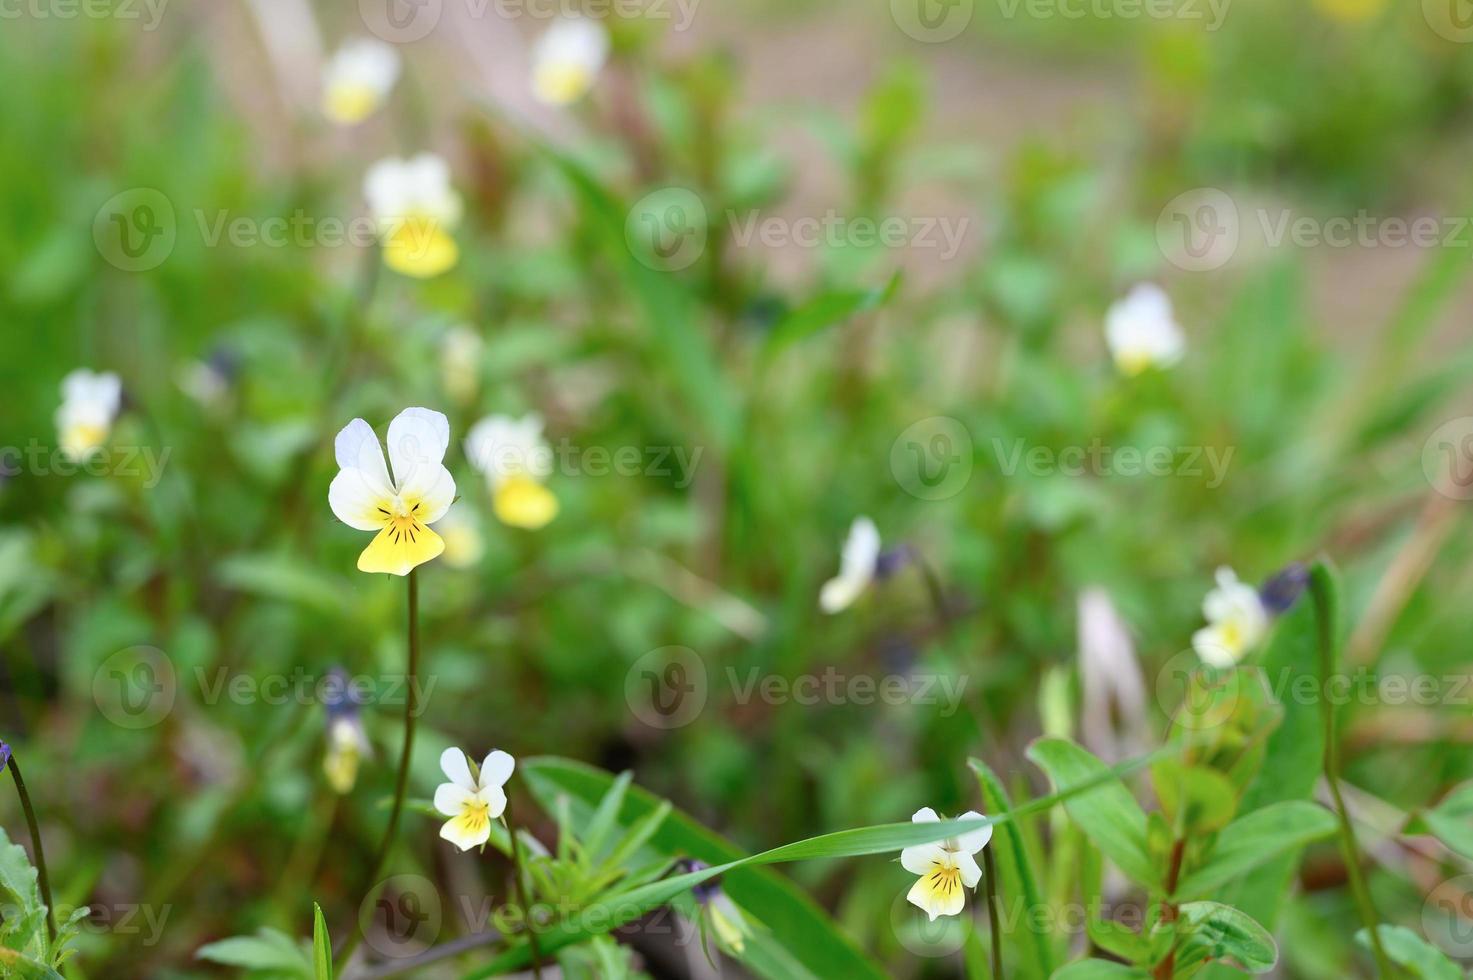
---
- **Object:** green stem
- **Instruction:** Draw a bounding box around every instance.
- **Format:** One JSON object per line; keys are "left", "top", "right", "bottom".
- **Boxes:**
{"left": 335, "top": 569, "right": 421, "bottom": 970}
{"left": 982, "top": 845, "right": 1004, "bottom": 980}
{"left": 1310, "top": 570, "right": 1393, "bottom": 978}
{"left": 503, "top": 802, "right": 545, "bottom": 980}
{"left": 6, "top": 748, "right": 56, "bottom": 942}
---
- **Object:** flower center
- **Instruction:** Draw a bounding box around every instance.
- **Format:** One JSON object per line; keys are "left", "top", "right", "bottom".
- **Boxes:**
{"left": 460, "top": 799, "right": 490, "bottom": 832}
{"left": 926, "top": 857, "right": 962, "bottom": 897}
{"left": 376, "top": 497, "right": 428, "bottom": 543}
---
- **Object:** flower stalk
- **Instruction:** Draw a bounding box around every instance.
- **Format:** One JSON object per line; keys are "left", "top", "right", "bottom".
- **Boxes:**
{"left": 503, "top": 801, "right": 545, "bottom": 980}
{"left": 335, "top": 569, "right": 422, "bottom": 968}
{"left": 982, "top": 844, "right": 1004, "bottom": 979}
{"left": 4, "top": 745, "right": 57, "bottom": 941}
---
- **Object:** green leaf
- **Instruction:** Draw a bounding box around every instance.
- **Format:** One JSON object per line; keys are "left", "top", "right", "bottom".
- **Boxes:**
{"left": 0, "top": 949, "right": 64, "bottom": 980}
{"left": 214, "top": 553, "right": 350, "bottom": 617}
{"left": 312, "top": 903, "right": 332, "bottom": 980}
{"left": 1086, "top": 918, "right": 1149, "bottom": 964}
{"left": 1354, "top": 926, "right": 1462, "bottom": 980}
{"left": 1176, "top": 802, "right": 1336, "bottom": 898}
{"left": 971, "top": 757, "right": 1055, "bottom": 977}
{"left": 1050, "top": 960, "right": 1150, "bottom": 979}
{"left": 0, "top": 826, "right": 48, "bottom": 963}
{"left": 1177, "top": 903, "right": 1278, "bottom": 974}
{"left": 1151, "top": 760, "right": 1236, "bottom": 836}
{"left": 1416, "top": 781, "right": 1473, "bottom": 862}
{"left": 762, "top": 274, "right": 900, "bottom": 356}
{"left": 1025, "top": 738, "right": 1155, "bottom": 887}
{"left": 196, "top": 928, "right": 312, "bottom": 977}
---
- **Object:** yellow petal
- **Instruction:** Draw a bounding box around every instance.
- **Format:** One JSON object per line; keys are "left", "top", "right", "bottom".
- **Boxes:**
{"left": 382, "top": 217, "right": 459, "bottom": 278}
{"left": 323, "top": 82, "right": 381, "bottom": 124}
{"left": 357, "top": 520, "right": 445, "bottom": 576}
{"left": 324, "top": 745, "right": 360, "bottom": 794}
{"left": 533, "top": 63, "right": 594, "bottom": 105}
{"left": 493, "top": 475, "right": 558, "bottom": 530}
{"left": 60, "top": 422, "right": 109, "bottom": 461}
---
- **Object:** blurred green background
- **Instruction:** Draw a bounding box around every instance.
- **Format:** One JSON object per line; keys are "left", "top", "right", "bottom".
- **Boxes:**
{"left": 2, "top": 0, "right": 1472, "bottom": 975}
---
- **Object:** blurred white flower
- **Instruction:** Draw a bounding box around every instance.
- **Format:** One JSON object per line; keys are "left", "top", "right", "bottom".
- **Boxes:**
{"left": 465, "top": 413, "right": 559, "bottom": 530}
{"left": 434, "top": 747, "right": 513, "bottom": 851}
{"left": 1077, "top": 588, "right": 1148, "bottom": 763}
{"left": 327, "top": 407, "right": 456, "bottom": 575}
{"left": 531, "top": 18, "right": 609, "bottom": 106}
{"left": 364, "top": 154, "right": 463, "bottom": 278}
{"left": 1192, "top": 567, "right": 1269, "bottom": 668}
{"left": 819, "top": 517, "right": 880, "bottom": 614}
{"left": 1105, "top": 283, "right": 1185, "bottom": 376}
{"left": 441, "top": 326, "right": 484, "bottom": 406}
{"left": 437, "top": 503, "right": 486, "bottom": 569}
{"left": 900, "top": 807, "right": 991, "bottom": 921}
{"left": 322, "top": 38, "right": 401, "bottom": 125}
{"left": 56, "top": 369, "right": 122, "bottom": 461}
{"left": 323, "top": 712, "right": 371, "bottom": 794}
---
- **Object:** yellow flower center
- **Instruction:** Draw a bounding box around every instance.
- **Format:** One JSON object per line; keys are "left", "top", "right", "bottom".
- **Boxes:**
{"left": 534, "top": 62, "right": 595, "bottom": 105}
{"left": 458, "top": 799, "right": 490, "bottom": 834}
{"left": 925, "top": 858, "right": 963, "bottom": 899}
{"left": 61, "top": 421, "right": 108, "bottom": 459}
{"left": 324, "top": 81, "right": 381, "bottom": 124}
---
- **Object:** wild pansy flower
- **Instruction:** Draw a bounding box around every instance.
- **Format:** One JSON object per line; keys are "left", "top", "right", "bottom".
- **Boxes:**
{"left": 1192, "top": 567, "right": 1269, "bottom": 668}
{"left": 819, "top": 516, "right": 880, "bottom": 614}
{"left": 364, "top": 154, "right": 463, "bottom": 278}
{"left": 465, "top": 413, "right": 559, "bottom": 530}
{"left": 56, "top": 369, "right": 122, "bottom": 462}
{"left": 441, "top": 326, "right": 484, "bottom": 406}
{"left": 436, "top": 503, "right": 486, "bottom": 569}
{"left": 900, "top": 807, "right": 992, "bottom": 921}
{"left": 321, "top": 669, "right": 371, "bottom": 794}
{"left": 1105, "top": 283, "right": 1185, "bottom": 376}
{"left": 434, "top": 747, "right": 514, "bottom": 851}
{"left": 322, "top": 38, "right": 401, "bottom": 125}
{"left": 177, "top": 347, "right": 239, "bottom": 410}
{"left": 530, "top": 18, "right": 608, "bottom": 106}
{"left": 328, "top": 407, "right": 456, "bottom": 576}
{"left": 679, "top": 860, "right": 751, "bottom": 955}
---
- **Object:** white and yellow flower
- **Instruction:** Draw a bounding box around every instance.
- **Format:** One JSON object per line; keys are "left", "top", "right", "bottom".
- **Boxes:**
{"left": 328, "top": 407, "right": 456, "bottom": 576}
{"left": 819, "top": 516, "right": 880, "bottom": 614}
{"left": 433, "top": 746, "right": 514, "bottom": 851}
{"left": 441, "top": 326, "right": 484, "bottom": 406}
{"left": 56, "top": 369, "right": 122, "bottom": 461}
{"left": 364, "top": 154, "right": 463, "bottom": 278}
{"left": 465, "top": 413, "right": 559, "bottom": 530}
{"left": 530, "top": 18, "right": 609, "bottom": 106}
{"left": 1105, "top": 283, "right": 1185, "bottom": 376}
{"left": 323, "top": 715, "right": 370, "bottom": 795}
{"left": 1191, "top": 567, "right": 1269, "bottom": 668}
{"left": 437, "top": 503, "right": 486, "bottom": 568}
{"left": 900, "top": 807, "right": 992, "bottom": 921}
{"left": 322, "top": 38, "right": 401, "bottom": 125}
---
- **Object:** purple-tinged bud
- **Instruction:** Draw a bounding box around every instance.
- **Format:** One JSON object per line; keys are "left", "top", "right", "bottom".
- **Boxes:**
{"left": 1259, "top": 563, "right": 1310, "bottom": 616}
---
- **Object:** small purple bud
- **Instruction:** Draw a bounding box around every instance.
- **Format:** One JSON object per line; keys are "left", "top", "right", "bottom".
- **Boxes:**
{"left": 1259, "top": 563, "right": 1310, "bottom": 616}
{"left": 0, "top": 742, "right": 10, "bottom": 774}
{"left": 677, "top": 858, "right": 723, "bottom": 904}
{"left": 874, "top": 545, "right": 913, "bottom": 582}
{"left": 321, "top": 667, "right": 362, "bottom": 721}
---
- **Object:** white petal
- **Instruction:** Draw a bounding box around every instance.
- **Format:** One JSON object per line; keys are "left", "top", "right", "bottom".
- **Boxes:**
{"left": 956, "top": 850, "right": 983, "bottom": 889}
{"left": 900, "top": 842, "right": 947, "bottom": 876}
{"left": 953, "top": 810, "right": 993, "bottom": 854}
{"left": 840, "top": 517, "right": 881, "bottom": 579}
{"left": 477, "top": 783, "right": 508, "bottom": 821}
{"left": 334, "top": 419, "right": 393, "bottom": 491}
{"left": 439, "top": 746, "right": 476, "bottom": 791}
{"left": 386, "top": 407, "right": 450, "bottom": 488}
{"left": 819, "top": 574, "right": 865, "bottom": 614}
{"left": 911, "top": 807, "right": 940, "bottom": 824}
{"left": 329, "top": 467, "right": 393, "bottom": 531}
{"left": 465, "top": 414, "right": 551, "bottom": 481}
{"left": 479, "top": 750, "right": 515, "bottom": 788}
{"left": 1192, "top": 626, "right": 1239, "bottom": 668}
{"left": 402, "top": 463, "right": 457, "bottom": 526}
{"left": 434, "top": 781, "right": 475, "bottom": 817}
